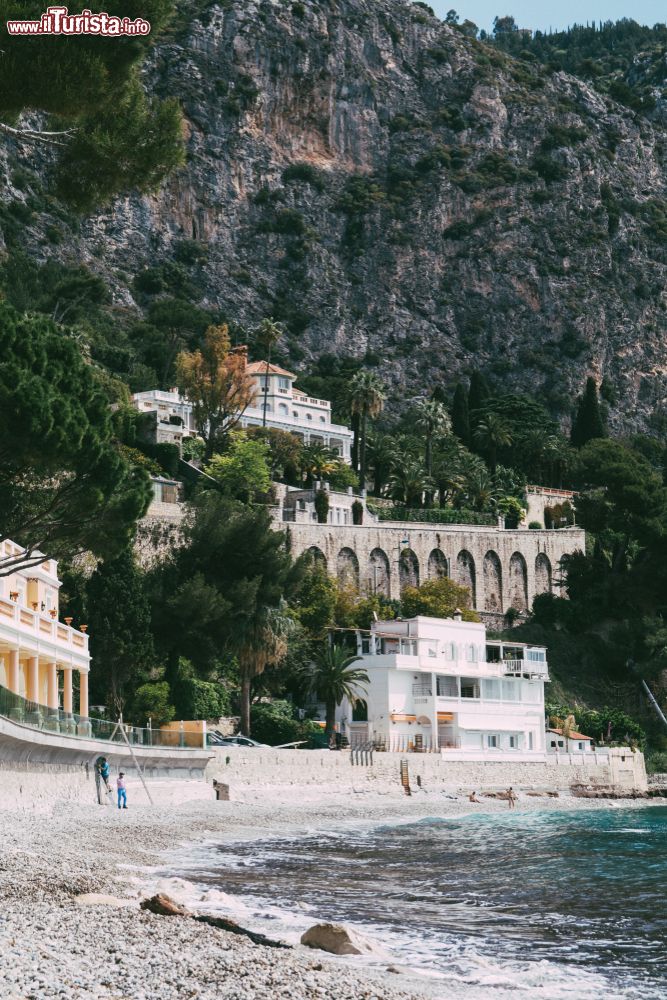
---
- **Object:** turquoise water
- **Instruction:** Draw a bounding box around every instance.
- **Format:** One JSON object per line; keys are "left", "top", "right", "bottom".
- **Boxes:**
{"left": 167, "top": 806, "right": 667, "bottom": 998}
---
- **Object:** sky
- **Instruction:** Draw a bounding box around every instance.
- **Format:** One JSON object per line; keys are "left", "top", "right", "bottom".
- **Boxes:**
{"left": 430, "top": 1, "right": 666, "bottom": 33}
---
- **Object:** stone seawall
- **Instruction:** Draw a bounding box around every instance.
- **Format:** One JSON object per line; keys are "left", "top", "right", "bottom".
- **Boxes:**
{"left": 209, "top": 747, "right": 647, "bottom": 798}
{"left": 0, "top": 761, "right": 215, "bottom": 813}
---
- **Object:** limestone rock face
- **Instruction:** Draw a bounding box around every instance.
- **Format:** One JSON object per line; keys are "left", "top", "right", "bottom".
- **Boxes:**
{"left": 300, "top": 922, "right": 378, "bottom": 956}
{"left": 8, "top": 0, "right": 667, "bottom": 427}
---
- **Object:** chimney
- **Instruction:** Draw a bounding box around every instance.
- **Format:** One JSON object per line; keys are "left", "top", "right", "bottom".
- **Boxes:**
{"left": 453, "top": 608, "right": 463, "bottom": 622}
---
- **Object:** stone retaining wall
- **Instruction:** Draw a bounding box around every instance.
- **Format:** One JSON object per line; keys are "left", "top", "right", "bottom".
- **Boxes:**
{"left": 209, "top": 747, "right": 647, "bottom": 797}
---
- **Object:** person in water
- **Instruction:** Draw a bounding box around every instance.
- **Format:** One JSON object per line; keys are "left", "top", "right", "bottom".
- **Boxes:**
{"left": 468, "top": 791, "right": 480, "bottom": 803}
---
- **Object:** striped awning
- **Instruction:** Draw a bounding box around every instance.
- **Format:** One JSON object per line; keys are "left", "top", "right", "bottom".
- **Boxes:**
{"left": 390, "top": 713, "right": 416, "bottom": 723}
{"left": 437, "top": 712, "right": 455, "bottom": 722}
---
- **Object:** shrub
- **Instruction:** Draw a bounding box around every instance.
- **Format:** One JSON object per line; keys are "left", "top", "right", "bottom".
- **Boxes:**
{"left": 132, "top": 682, "right": 175, "bottom": 726}
{"left": 528, "top": 520, "right": 542, "bottom": 530}
{"left": 531, "top": 153, "right": 568, "bottom": 183}
{"left": 282, "top": 162, "right": 324, "bottom": 191}
{"left": 173, "top": 239, "right": 208, "bottom": 265}
{"left": 647, "top": 751, "right": 667, "bottom": 774}
{"left": 250, "top": 701, "right": 321, "bottom": 746}
{"left": 352, "top": 500, "right": 364, "bottom": 525}
{"left": 314, "top": 488, "right": 330, "bottom": 523}
{"left": 178, "top": 678, "right": 230, "bottom": 720}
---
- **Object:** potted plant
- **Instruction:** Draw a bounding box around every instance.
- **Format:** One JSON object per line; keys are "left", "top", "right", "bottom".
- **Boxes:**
{"left": 49, "top": 609, "right": 57, "bottom": 619}
{"left": 9, "top": 591, "right": 18, "bottom": 601}
{"left": 64, "top": 617, "right": 73, "bottom": 626}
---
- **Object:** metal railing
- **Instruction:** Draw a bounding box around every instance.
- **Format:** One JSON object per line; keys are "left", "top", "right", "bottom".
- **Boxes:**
{"left": 0, "top": 684, "right": 204, "bottom": 748}
{"left": 412, "top": 683, "right": 433, "bottom": 696}
{"left": 503, "top": 659, "right": 549, "bottom": 677}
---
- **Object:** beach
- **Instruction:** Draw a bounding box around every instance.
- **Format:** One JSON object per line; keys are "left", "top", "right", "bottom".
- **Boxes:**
{"left": 1, "top": 788, "right": 661, "bottom": 1000}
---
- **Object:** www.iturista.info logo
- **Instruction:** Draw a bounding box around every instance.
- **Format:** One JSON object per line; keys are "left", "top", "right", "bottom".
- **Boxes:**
{"left": 6, "top": 5, "right": 151, "bottom": 34}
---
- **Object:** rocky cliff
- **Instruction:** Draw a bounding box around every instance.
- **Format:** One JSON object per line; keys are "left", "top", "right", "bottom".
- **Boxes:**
{"left": 6, "top": 0, "right": 667, "bottom": 429}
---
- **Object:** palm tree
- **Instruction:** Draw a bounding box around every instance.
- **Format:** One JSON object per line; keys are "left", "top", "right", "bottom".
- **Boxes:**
{"left": 367, "top": 433, "right": 398, "bottom": 496}
{"left": 348, "top": 371, "right": 386, "bottom": 489}
{"left": 473, "top": 412, "right": 513, "bottom": 474}
{"left": 388, "top": 459, "right": 433, "bottom": 507}
{"left": 234, "top": 607, "right": 293, "bottom": 736}
{"left": 300, "top": 443, "right": 338, "bottom": 485}
{"left": 414, "top": 399, "right": 451, "bottom": 481}
{"left": 255, "top": 317, "right": 284, "bottom": 427}
{"left": 460, "top": 466, "right": 498, "bottom": 512}
{"left": 311, "top": 644, "right": 369, "bottom": 740}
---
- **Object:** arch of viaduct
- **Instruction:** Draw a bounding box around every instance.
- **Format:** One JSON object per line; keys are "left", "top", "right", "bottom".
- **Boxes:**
{"left": 284, "top": 521, "right": 586, "bottom": 615}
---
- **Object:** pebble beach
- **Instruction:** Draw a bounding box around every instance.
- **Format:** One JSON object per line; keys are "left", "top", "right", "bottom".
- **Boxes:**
{"left": 1, "top": 787, "right": 653, "bottom": 1000}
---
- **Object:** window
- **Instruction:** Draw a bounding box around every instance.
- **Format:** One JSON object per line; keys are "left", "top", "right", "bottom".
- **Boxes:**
{"left": 482, "top": 678, "right": 501, "bottom": 700}
{"left": 278, "top": 403, "right": 289, "bottom": 414}
{"left": 320, "top": 415, "right": 326, "bottom": 423}
{"left": 466, "top": 644, "right": 477, "bottom": 662}
{"left": 460, "top": 677, "right": 480, "bottom": 699}
{"left": 527, "top": 649, "right": 545, "bottom": 662}
{"left": 436, "top": 675, "right": 458, "bottom": 698}
{"left": 578, "top": 742, "right": 585, "bottom": 751}
{"left": 306, "top": 413, "right": 313, "bottom": 421}
{"left": 528, "top": 732, "right": 534, "bottom": 750}
{"left": 428, "top": 647, "right": 437, "bottom": 658}
{"left": 278, "top": 377, "right": 290, "bottom": 390}
{"left": 487, "top": 734, "right": 500, "bottom": 749}
{"left": 444, "top": 643, "right": 456, "bottom": 661}
{"left": 259, "top": 376, "right": 269, "bottom": 389}
{"left": 293, "top": 410, "right": 299, "bottom": 418}
{"left": 508, "top": 734, "right": 519, "bottom": 749}
{"left": 502, "top": 680, "right": 519, "bottom": 702}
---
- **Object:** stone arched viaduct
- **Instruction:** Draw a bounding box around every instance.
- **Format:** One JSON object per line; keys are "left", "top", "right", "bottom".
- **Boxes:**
{"left": 283, "top": 520, "right": 585, "bottom": 617}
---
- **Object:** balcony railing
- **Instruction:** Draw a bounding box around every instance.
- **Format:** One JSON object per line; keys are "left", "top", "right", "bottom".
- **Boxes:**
{"left": 0, "top": 599, "right": 89, "bottom": 653}
{"left": 0, "top": 684, "right": 204, "bottom": 748}
{"left": 412, "top": 682, "right": 433, "bottom": 696}
{"left": 503, "top": 659, "right": 549, "bottom": 678}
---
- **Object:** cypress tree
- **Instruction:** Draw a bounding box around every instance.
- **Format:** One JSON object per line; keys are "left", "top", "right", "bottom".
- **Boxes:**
{"left": 468, "top": 371, "right": 490, "bottom": 426}
{"left": 451, "top": 383, "right": 470, "bottom": 445}
{"left": 571, "top": 377, "right": 606, "bottom": 447}
{"left": 431, "top": 385, "right": 448, "bottom": 404}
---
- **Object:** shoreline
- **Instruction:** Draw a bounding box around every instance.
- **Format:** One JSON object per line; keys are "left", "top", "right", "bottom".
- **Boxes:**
{"left": 1, "top": 790, "right": 662, "bottom": 1000}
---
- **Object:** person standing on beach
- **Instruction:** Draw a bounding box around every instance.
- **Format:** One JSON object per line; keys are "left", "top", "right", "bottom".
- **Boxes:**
{"left": 507, "top": 787, "right": 516, "bottom": 809}
{"left": 117, "top": 773, "right": 128, "bottom": 810}
{"left": 98, "top": 757, "right": 111, "bottom": 792}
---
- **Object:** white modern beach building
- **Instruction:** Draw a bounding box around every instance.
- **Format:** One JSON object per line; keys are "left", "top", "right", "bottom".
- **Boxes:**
{"left": 132, "top": 356, "right": 354, "bottom": 461}
{"left": 337, "top": 614, "right": 550, "bottom": 759}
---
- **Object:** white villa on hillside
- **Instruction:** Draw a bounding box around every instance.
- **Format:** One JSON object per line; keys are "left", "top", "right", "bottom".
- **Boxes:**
{"left": 337, "top": 614, "right": 550, "bottom": 759}
{"left": 133, "top": 355, "right": 354, "bottom": 461}
{"left": 0, "top": 540, "right": 91, "bottom": 728}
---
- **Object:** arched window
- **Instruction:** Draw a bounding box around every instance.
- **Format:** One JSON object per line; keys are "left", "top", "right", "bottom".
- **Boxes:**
{"left": 306, "top": 413, "right": 313, "bottom": 421}
{"left": 278, "top": 403, "right": 289, "bottom": 414}
{"left": 319, "top": 415, "right": 326, "bottom": 423}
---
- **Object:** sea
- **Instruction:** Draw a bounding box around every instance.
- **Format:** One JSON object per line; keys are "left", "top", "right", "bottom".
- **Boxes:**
{"left": 159, "top": 805, "right": 667, "bottom": 999}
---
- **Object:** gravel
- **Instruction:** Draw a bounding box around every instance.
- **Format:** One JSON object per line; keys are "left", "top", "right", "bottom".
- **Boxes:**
{"left": 0, "top": 790, "right": 652, "bottom": 1000}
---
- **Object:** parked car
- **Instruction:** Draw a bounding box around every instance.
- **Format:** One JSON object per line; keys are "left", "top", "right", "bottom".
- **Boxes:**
{"left": 208, "top": 733, "right": 269, "bottom": 748}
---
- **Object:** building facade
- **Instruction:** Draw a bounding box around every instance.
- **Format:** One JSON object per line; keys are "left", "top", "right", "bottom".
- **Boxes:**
{"left": 337, "top": 615, "right": 549, "bottom": 760}
{"left": 132, "top": 359, "right": 354, "bottom": 461}
{"left": 0, "top": 540, "right": 91, "bottom": 728}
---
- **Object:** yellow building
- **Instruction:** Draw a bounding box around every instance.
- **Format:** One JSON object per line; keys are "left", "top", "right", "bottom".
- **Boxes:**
{"left": 0, "top": 540, "right": 90, "bottom": 729}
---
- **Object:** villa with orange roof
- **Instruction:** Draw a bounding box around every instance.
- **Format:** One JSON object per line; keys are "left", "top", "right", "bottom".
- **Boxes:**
{"left": 132, "top": 352, "right": 354, "bottom": 462}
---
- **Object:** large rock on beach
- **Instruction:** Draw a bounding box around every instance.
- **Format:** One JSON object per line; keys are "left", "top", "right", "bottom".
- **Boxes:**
{"left": 140, "top": 893, "right": 191, "bottom": 917}
{"left": 300, "top": 922, "right": 378, "bottom": 956}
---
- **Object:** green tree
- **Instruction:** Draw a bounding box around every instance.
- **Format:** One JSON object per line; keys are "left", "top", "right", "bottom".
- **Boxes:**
{"left": 473, "top": 412, "right": 513, "bottom": 474}
{"left": 401, "top": 577, "right": 479, "bottom": 620}
{"left": 206, "top": 432, "right": 272, "bottom": 503}
{"left": 348, "top": 371, "right": 386, "bottom": 488}
{"left": 414, "top": 398, "right": 451, "bottom": 481}
{"left": 451, "top": 383, "right": 470, "bottom": 446}
{"left": 86, "top": 550, "right": 155, "bottom": 717}
{"left": 300, "top": 443, "right": 338, "bottom": 484}
{"left": 245, "top": 426, "right": 302, "bottom": 482}
{"left": 0, "top": 304, "right": 151, "bottom": 576}
{"left": 571, "top": 377, "right": 606, "bottom": 448}
{"left": 388, "top": 459, "right": 432, "bottom": 507}
{"left": 310, "top": 644, "right": 368, "bottom": 740}
{"left": 0, "top": 0, "right": 184, "bottom": 206}
{"left": 150, "top": 493, "right": 296, "bottom": 735}
{"left": 292, "top": 561, "right": 338, "bottom": 639}
{"left": 132, "top": 681, "right": 176, "bottom": 727}
{"left": 467, "top": 371, "right": 490, "bottom": 425}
